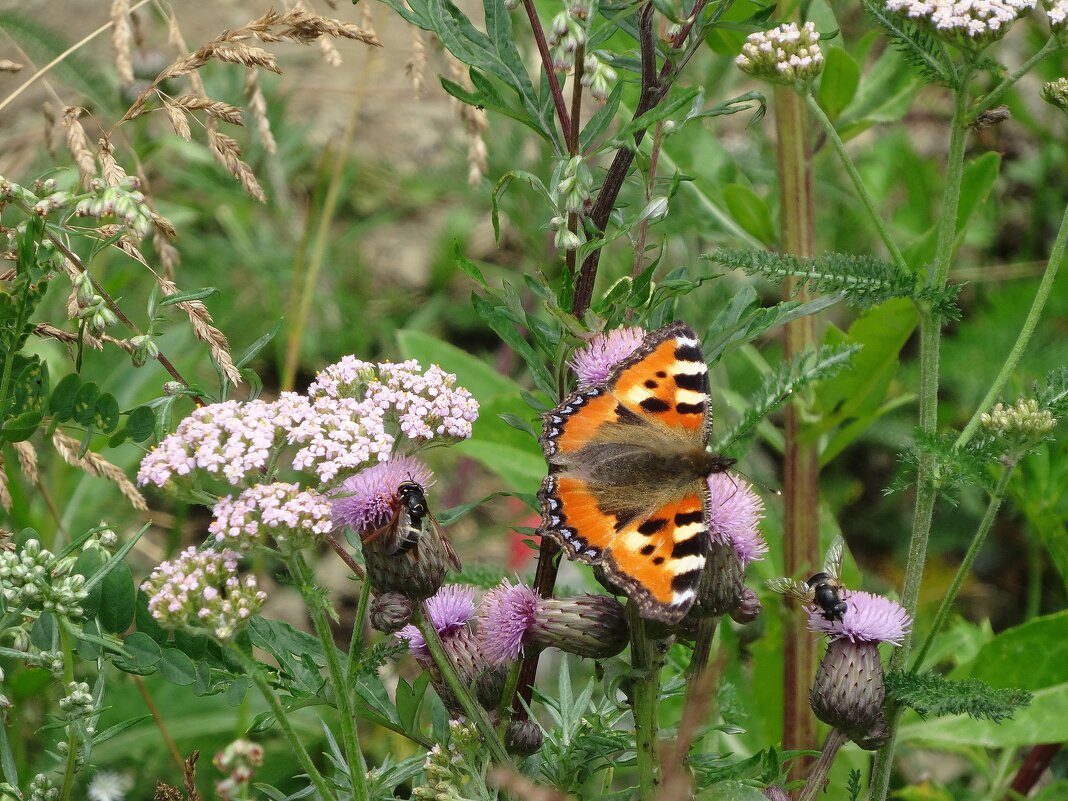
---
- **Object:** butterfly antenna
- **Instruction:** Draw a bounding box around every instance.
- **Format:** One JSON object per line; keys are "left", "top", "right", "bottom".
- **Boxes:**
{"left": 729, "top": 467, "right": 782, "bottom": 497}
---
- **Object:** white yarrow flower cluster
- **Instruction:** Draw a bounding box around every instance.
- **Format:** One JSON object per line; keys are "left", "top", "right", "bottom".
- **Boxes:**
{"left": 736, "top": 22, "right": 824, "bottom": 82}
{"left": 883, "top": 0, "right": 1036, "bottom": 40}
{"left": 1048, "top": 0, "right": 1068, "bottom": 28}
{"left": 210, "top": 482, "right": 334, "bottom": 553}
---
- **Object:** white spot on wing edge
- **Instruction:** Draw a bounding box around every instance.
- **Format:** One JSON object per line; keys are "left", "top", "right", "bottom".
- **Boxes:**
{"left": 675, "top": 336, "right": 700, "bottom": 349}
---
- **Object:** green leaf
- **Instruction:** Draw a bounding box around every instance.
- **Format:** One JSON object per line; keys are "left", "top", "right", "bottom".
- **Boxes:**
{"left": 71, "top": 381, "right": 100, "bottom": 427}
{"left": 695, "top": 780, "right": 769, "bottom": 800}
{"left": 722, "top": 185, "right": 775, "bottom": 247}
{"left": 608, "top": 86, "right": 703, "bottom": 146}
{"left": 1, "top": 410, "right": 41, "bottom": 442}
{"left": 126, "top": 405, "right": 156, "bottom": 442}
{"left": 886, "top": 670, "right": 1031, "bottom": 722}
{"left": 30, "top": 611, "right": 57, "bottom": 651}
{"left": 71, "top": 547, "right": 104, "bottom": 619}
{"left": 963, "top": 610, "right": 1068, "bottom": 691}
{"left": 93, "top": 392, "right": 121, "bottom": 433}
{"left": 98, "top": 560, "right": 136, "bottom": 634}
{"left": 48, "top": 372, "right": 82, "bottom": 421}
{"left": 395, "top": 673, "right": 430, "bottom": 733}
{"left": 157, "top": 287, "right": 219, "bottom": 307}
{"left": 114, "top": 631, "right": 163, "bottom": 673}
{"left": 92, "top": 716, "right": 153, "bottom": 746}
{"left": 235, "top": 319, "right": 283, "bottom": 369}
{"left": 819, "top": 47, "right": 861, "bottom": 121}
{"left": 158, "top": 648, "right": 198, "bottom": 686}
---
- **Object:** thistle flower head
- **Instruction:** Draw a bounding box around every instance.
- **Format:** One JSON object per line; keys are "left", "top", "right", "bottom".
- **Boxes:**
{"left": 396, "top": 584, "right": 476, "bottom": 660}
{"left": 883, "top": 0, "right": 1036, "bottom": 42}
{"left": 736, "top": 22, "right": 824, "bottom": 82}
{"left": 570, "top": 327, "right": 645, "bottom": 387}
{"left": 331, "top": 455, "right": 434, "bottom": 533}
{"left": 807, "top": 590, "right": 910, "bottom": 645}
{"left": 707, "top": 473, "right": 767, "bottom": 566}
{"left": 140, "top": 547, "right": 265, "bottom": 640}
{"left": 477, "top": 580, "right": 540, "bottom": 664}
{"left": 210, "top": 482, "right": 333, "bottom": 554}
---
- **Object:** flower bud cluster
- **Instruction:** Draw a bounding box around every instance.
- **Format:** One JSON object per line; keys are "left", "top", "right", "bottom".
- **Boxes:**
{"left": 554, "top": 156, "right": 593, "bottom": 214}
{"left": 980, "top": 397, "right": 1057, "bottom": 450}
{"left": 736, "top": 22, "right": 824, "bottom": 82}
{"left": 412, "top": 742, "right": 466, "bottom": 801}
{"left": 1042, "top": 77, "right": 1068, "bottom": 110}
{"left": 59, "top": 681, "right": 97, "bottom": 751}
{"left": 548, "top": 0, "right": 589, "bottom": 71}
{"left": 0, "top": 539, "right": 52, "bottom": 606}
{"left": 214, "top": 739, "right": 264, "bottom": 801}
{"left": 27, "top": 775, "right": 59, "bottom": 801}
{"left": 551, "top": 215, "right": 582, "bottom": 252}
{"left": 129, "top": 334, "right": 159, "bottom": 367}
{"left": 1049, "top": 0, "right": 1068, "bottom": 28}
{"left": 28, "top": 649, "right": 65, "bottom": 678}
{"left": 581, "top": 52, "right": 618, "bottom": 101}
{"left": 883, "top": 0, "right": 1035, "bottom": 42}
{"left": 0, "top": 176, "right": 72, "bottom": 216}
{"left": 210, "top": 482, "right": 333, "bottom": 554}
{"left": 140, "top": 547, "right": 266, "bottom": 640}
{"left": 74, "top": 177, "right": 152, "bottom": 238}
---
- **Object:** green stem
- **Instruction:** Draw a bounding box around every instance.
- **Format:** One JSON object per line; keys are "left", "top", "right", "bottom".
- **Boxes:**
{"left": 956, "top": 201, "right": 1068, "bottom": 448}
{"left": 290, "top": 554, "right": 369, "bottom": 801}
{"left": 798, "top": 728, "right": 848, "bottom": 801}
{"left": 228, "top": 644, "right": 338, "bottom": 801}
{"left": 0, "top": 290, "right": 29, "bottom": 423}
{"left": 418, "top": 602, "right": 513, "bottom": 766}
{"left": 969, "top": 38, "right": 1061, "bottom": 121}
{"left": 804, "top": 93, "right": 909, "bottom": 274}
{"left": 869, "top": 84, "right": 972, "bottom": 801}
{"left": 346, "top": 576, "right": 373, "bottom": 688}
{"left": 910, "top": 465, "right": 1015, "bottom": 671}
{"left": 627, "top": 604, "right": 663, "bottom": 801}
{"left": 57, "top": 624, "right": 77, "bottom": 801}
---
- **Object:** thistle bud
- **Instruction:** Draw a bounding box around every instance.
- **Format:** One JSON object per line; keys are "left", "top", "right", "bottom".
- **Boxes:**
{"left": 729, "top": 586, "right": 764, "bottom": 624}
{"left": 505, "top": 718, "right": 544, "bottom": 757}
{"left": 369, "top": 591, "right": 414, "bottom": 633}
{"left": 689, "top": 540, "right": 744, "bottom": 618}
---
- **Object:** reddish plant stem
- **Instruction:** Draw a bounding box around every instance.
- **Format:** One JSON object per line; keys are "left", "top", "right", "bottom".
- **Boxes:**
{"left": 521, "top": 0, "right": 572, "bottom": 147}
{"left": 774, "top": 82, "right": 819, "bottom": 780}
{"left": 564, "top": 46, "right": 585, "bottom": 277}
{"left": 1005, "top": 743, "right": 1061, "bottom": 799}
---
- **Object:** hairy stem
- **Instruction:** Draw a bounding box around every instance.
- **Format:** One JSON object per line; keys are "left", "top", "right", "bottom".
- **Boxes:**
{"left": 230, "top": 644, "right": 338, "bottom": 801}
{"left": 627, "top": 604, "right": 663, "bottom": 801}
{"left": 346, "top": 576, "right": 373, "bottom": 696}
{"left": 869, "top": 84, "right": 972, "bottom": 801}
{"left": 970, "top": 38, "right": 1062, "bottom": 121}
{"left": 798, "top": 728, "right": 848, "bottom": 801}
{"left": 911, "top": 464, "right": 1014, "bottom": 671}
{"left": 804, "top": 93, "right": 909, "bottom": 273}
{"left": 57, "top": 625, "right": 78, "bottom": 801}
{"left": 775, "top": 82, "right": 819, "bottom": 778}
{"left": 291, "top": 553, "right": 368, "bottom": 801}
{"left": 956, "top": 201, "right": 1068, "bottom": 448}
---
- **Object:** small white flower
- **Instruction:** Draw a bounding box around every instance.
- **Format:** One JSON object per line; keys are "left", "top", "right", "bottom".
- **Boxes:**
{"left": 88, "top": 772, "right": 133, "bottom": 801}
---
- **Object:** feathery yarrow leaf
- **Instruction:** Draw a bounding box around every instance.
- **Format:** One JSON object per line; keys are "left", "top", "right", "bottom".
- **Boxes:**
{"left": 887, "top": 429, "right": 1003, "bottom": 498}
{"left": 885, "top": 670, "right": 1032, "bottom": 722}
{"left": 862, "top": 0, "right": 955, "bottom": 87}
{"left": 1036, "top": 367, "right": 1068, "bottom": 419}
{"left": 715, "top": 344, "right": 860, "bottom": 451}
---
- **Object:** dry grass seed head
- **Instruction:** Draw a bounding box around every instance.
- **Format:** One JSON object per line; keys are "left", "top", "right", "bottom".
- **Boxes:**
{"left": 317, "top": 36, "right": 343, "bottom": 66}
{"left": 13, "top": 441, "right": 39, "bottom": 485}
{"left": 0, "top": 455, "right": 10, "bottom": 512}
{"left": 163, "top": 100, "right": 191, "bottom": 141}
{"left": 206, "top": 127, "right": 265, "bottom": 202}
{"left": 111, "top": 0, "right": 135, "bottom": 85}
{"left": 63, "top": 107, "right": 97, "bottom": 183}
{"left": 243, "top": 70, "right": 276, "bottom": 153}
{"left": 407, "top": 30, "right": 426, "bottom": 96}
{"left": 153, "top": 232, "right": 181, "bottom": 277}
{"left": 172, "top": 95, "right": 244, "bottom": 125}
{"left": 97, "top": 137, "right": 128, "bottom": 187}
{"left": 158, "top": 278, "right": 241, "bottom": 384}
{"left": 0, "top": 59, "right": 24, "bottom": 72}
{"left": 51, "top": 430, "right": 148, "bottom": 512}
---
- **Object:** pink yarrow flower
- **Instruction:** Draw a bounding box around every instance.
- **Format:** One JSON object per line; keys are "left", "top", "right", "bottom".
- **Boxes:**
{"left": 570, "top": 327, "right": 645, "bottom": 387}
{"left": 210, "top": 482, "right": 333, "bottom": 553}
{"left": 331, "top": 456, "right": 434, "bottom": 533}
{"left": 707, "top": 473, "right": 767, "bottom": 566}
{"left": 395, "top": 584, "right": 476, "bottom": 662}
{"left": 807, "top": 590, "right": 911, "bottom": 646}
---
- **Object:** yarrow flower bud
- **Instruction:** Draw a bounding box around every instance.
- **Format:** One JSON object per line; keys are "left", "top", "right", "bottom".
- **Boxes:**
{"left": 141, "top": 547, "right": 266, "bottom": 640}
{"left": 736, "top": 22, "right": 824, "bottom": 82}
{"left": 1042, "top": 77, "right": 1068, "bottom": 111}
{"left": 883, "top": 0, "right": 1036, "bottom": 42}
{"left": 807, "top": 590, "right": 911, "bottom": 748}
{"left": 570, "top": 326, "right": 645, "bottom": 387}
{"left": 477, "top": 580, "right": 629, "bottom": 664}
{"left": 210, "top": 482, "right": 333, "bottom": 554}
{"left": 980, "top": 398, "right": 1057, "bottom": 448}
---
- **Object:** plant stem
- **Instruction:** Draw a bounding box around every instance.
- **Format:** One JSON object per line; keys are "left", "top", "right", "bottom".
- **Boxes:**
{"left": 775, "top": 81, "right": 819, "bottom": 779}
{"left": 419, "top": 602, "right": 513, "bottom": 765}
{"left": 804, "top": 93, "right": 909, "bottom": 273}
{"left": 970, "top": 38, "right": 1062, "bottom": 121}
{"left": 798, "top": 728, "right": 848, "bottom": 801}
{"left": 521, "top": 0, "right": 572, "bottom": 147}
{"left": 956, "top": 201, "right": 1068, "bottom": 448}
{"left": 290, "top": 553, "right": 369, "bottom": 801}
{"left": 346, "top": 575, "right": 373, "bottom": 694}
{"left": 910, "top": 465, "right": 1014, "bottom": 671}
{"left": 685, "top": 614, "right": 719, "bottom": 683}
{"left": 133, "top": 674, "right": 185, "bottom": 770}
{"left": 869, "top": 83, "right": 972, "bottom": 801}
{"left": 626, "top": 604, "right": 663, "bottom": 801}
{"left": 57, "top": 624, "right": 78, "bottom": 801}
{"left": 229, "top": 644, "right": 339, "bottom": 801}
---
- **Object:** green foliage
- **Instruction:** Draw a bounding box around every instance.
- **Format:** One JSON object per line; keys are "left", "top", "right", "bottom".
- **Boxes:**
{"left": 861, "top": 0, "right": 955, "bottom": 88}
{"left": 885, "top": 670, "right": 1032, "bottom": 722}
{"left": 887, "top": 430, "right": 1003, "bottom": 498}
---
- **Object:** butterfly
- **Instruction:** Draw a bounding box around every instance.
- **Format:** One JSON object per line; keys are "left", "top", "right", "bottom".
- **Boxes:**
{"left": 364, "top": 480, "right": 462, "bottom": 572}
{"left": 537, "top": 321, "right": 735, "bottom": 624}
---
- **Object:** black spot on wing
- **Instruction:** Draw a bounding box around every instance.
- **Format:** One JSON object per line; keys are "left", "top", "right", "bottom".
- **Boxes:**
{"left": 640, "top": 397, "right": 671, "bottom": 413}
{"left": 671, "top": 569, "right": 703, "bottom": 592}
{"left": 652, "top": 556, "right": 666, "bottom": 566}
{"left": 676, "top": 401, "right": 705, "bottom": 415}
{"left": 640, "top": 544, "right": 656, "bottom": 556}
{"left": 643, "top": 379, "right": 658, "bottom": 389}
{"left": 674, "top": 344, "right": 704, "bottom": 363}
{"left": 656, "top": 370, "right": 667, "bottom": 378}
{"left": 613, "top": 509, "right": 640, "bottom": 531}
{"left": 638, "top": 518, "right": 667, "bottom": 536}
{"left": 614, "top": 403, "right": 645, "bottom": 425}
{"left": 674, "top": 372, "right": 708, "bottom": 392}
{"left": 671, "top": 536, "right": 703, "bottom": 558}
{"left": 674, "top": 510, "right": 703, "bottom": 527}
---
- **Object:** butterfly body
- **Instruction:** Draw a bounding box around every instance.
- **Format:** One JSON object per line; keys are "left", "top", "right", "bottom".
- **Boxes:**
{"left": 538, "top": 322, "right": 734, "bottom": 624}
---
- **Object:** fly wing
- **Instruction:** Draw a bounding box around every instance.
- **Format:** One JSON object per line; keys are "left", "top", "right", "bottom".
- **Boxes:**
{"left": 823, "top": 535, "right": 845, "bottom": 580}
{"left": 767, "top": 577, "right": 812, "bottom": 604}
{"left": 428, "top": 513, "right": 462, "bottom": 573}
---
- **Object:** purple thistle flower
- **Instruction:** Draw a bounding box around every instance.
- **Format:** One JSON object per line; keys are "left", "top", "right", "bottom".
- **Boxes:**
{"left": 396, "top": 584, "right": 475, "bottom": 661}
{"left": 570, "top": 327, "right": 645, "bottom": 387}
{"left": 478, "top": 580, "right": 540, "bottom": 664}
{"left": 806, "top": 590, "right": 911, "bottom": 646}
{"left": 707, "top": 473, "right": 767, "bottom": 566}
{"left": 331, "top": 456, "right": 434, "bottom": 533}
